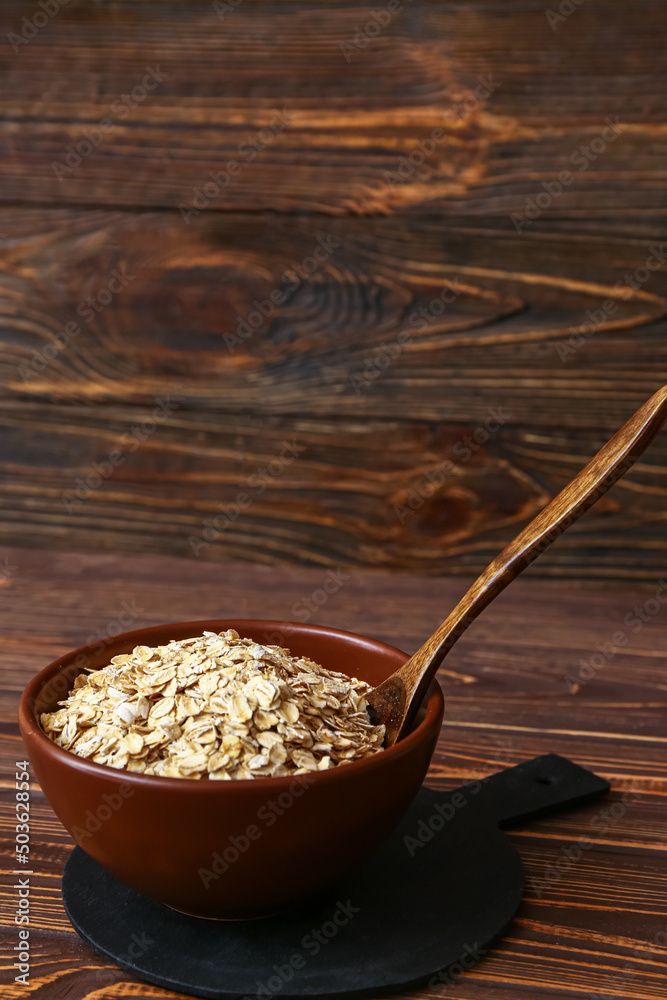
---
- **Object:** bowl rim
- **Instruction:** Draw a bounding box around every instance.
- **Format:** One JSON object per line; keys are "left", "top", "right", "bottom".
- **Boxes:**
{"left": 19, "top": 618, "right": 445, "bottom": 792}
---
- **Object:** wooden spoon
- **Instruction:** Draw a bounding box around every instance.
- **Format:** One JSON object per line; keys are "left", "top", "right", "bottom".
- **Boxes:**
{"left": 367, "top": 384, "right": 667, "bottom": 746}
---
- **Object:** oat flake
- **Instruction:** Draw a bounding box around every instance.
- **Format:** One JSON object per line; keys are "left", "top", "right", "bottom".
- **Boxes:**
{"left": 41, "top": 630, "right": 386, "bottom": 780}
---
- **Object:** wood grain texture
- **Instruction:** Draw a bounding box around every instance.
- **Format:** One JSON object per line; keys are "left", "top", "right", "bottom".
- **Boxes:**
{"left": 2, "top": 0, "right": 667, "bottom": 585}
{"left": 0, "top": 546, "right": 666, "bottom": 998}
{"left": 1, "top": 0, "right": 667, "bottom": 217}
{"left": 1, "top": 210, "right": 666, "bottom": 582}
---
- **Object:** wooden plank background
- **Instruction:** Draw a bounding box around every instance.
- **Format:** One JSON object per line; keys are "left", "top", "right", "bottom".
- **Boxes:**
{"left": 1, "top": 0, "right": 667, "bottom": 584}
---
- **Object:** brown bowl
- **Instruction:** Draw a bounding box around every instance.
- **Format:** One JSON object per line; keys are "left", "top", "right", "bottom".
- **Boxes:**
{"left": 19, "top": 619, "right": 444, "bottom": 919}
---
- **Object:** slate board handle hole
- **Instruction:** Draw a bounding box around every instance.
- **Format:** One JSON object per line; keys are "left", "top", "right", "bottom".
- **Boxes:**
{"left": 536, "top": 775, "right": 556, "bottom": 785}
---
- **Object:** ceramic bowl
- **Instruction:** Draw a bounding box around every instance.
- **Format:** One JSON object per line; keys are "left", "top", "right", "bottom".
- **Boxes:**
{"left": 19, "top": 619, "right": 444, "bottom": 919}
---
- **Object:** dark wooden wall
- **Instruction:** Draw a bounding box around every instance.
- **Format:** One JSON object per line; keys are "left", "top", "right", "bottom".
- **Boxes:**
{"left": 1, "top": 0, "right": 666, "bottom": 586}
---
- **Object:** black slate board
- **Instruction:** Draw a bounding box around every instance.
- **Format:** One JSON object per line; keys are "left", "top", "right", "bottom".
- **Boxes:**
{"left": 63, "top": 754, "right": 609, "bottom": 999}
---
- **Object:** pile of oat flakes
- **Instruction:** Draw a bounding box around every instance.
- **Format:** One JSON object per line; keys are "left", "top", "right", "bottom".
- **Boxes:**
{"left": 41, "top": 630, "right": 386, "bottom": 779}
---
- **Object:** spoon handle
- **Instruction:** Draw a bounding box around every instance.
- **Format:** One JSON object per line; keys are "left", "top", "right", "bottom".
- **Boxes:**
{"left": 385, "top": 384, "right": 667, "bottom": 740}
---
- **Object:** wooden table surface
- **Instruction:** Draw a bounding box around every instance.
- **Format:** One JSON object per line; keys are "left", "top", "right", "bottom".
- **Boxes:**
{"left": 1, "top": 545, "right": 666, "bottom": 999}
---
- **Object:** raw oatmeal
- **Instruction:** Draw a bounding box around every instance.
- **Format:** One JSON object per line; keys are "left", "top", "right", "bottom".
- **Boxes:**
{"left": 40, "top": 630, "right": 386, "bottom": 779}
